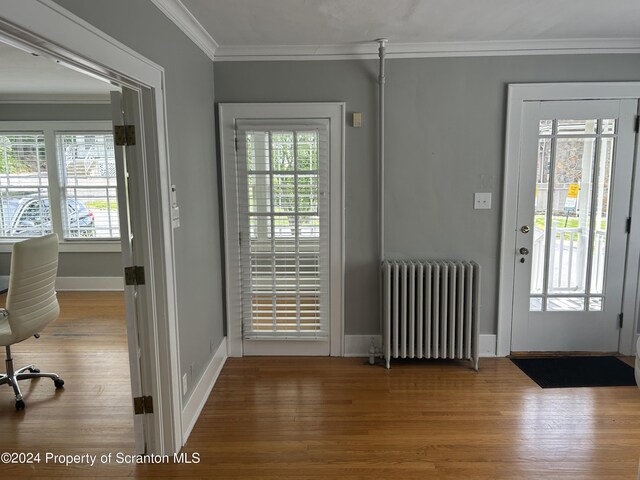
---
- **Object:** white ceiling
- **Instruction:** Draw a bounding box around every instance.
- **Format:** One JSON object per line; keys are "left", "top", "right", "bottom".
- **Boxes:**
{"left": 0, "top": 42, "right": 116, "bottom": 101}
{"left": 159, "top": 0, "right": 640, "bottom": 60}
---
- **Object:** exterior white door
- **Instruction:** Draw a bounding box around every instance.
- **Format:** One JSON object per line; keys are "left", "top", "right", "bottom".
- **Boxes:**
{"left": 220, "top": 103, "right": 344, "bottom": 358}
{"left": 236, "top": 121, "right": 331, "bottom": 355}
{"left": 511, "top": 99, "right": 638, "bottom": 352}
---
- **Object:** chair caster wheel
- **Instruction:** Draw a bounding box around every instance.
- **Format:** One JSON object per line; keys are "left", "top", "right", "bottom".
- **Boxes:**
{"left": 54, "top": 379, "right": 64, "bottom": 389}
{"left": 15, "top": 400, "right": 25, "bottom": 411}
{"left": 28, "top": 367, "right": 40, "bottom": 373}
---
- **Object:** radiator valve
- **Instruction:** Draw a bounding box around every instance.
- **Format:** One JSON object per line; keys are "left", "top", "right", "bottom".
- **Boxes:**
{"left": 369, "top": 338, "right": 376, "bottom": 365}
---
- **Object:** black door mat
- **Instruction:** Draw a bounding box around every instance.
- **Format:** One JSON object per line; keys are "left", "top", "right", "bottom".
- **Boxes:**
{"left": 510, "top": 355, "right": 637, "bottom": 388}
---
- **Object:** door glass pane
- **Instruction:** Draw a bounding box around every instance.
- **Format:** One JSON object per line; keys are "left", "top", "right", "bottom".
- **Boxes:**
{"left": 242, "top": 128, "right": 327, "bottom": 338}
{"left": 589, "top": 297, "right": 603, "bottom": 311}
{"left": 529, "top": 118, "right": 615, "bottom": 312}
{"left": 530, "top": 297, "right": 543, "bottom": 311}
{"left": 600, "top": 119, "right": 616, "bottom": 135}
{"left": 532, "top": 136, "right": 551, "bottom": 294}
{"left": 547, "top": 137, "right": 595, "bottom": 295}
{"left": 271, "top": 132, "right": 294, "bottom": 171}
{"left": 547, "top": 297, "right": 585, "bottom": 311}
{"left": 590, "top": 137, "right": 613, "bottom": 295}
{"left": 557, "top": 119, "right": 597, "bottom": 135}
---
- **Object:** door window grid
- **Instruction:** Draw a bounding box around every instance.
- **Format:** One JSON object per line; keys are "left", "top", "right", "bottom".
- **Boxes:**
{"left": 241, "top": 129, "right": 328, "bottom": 338}
{"left": 530, "top": 118, "right": 616, "bottom": 312}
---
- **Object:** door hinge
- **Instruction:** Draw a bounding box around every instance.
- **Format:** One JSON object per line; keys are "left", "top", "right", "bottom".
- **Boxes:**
{"left": 619, "top": 313, "right": 624, "bottom": 329}
{"left": 234, "top": 136, "right": 238, "bottom": 152}
{"left": 124, "top": 266, "right": 145, "bottom": 286}
{"left": 238, "top": 231, "right": 242, "bottom": 246}
{"left": 114, "top": 124, "right": 136, "bottom": 146}
{"left": 626, "top": 217, "right": 632, "bottom": 233}
{"left": 133, "top": 395, "right": 154, "bottom": 415}
{"left": 635, "top": 115, "right": 639, "bottom": 133}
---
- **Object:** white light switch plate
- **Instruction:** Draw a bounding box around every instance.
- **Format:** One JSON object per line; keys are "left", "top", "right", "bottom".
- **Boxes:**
{"left": 474, "top": 192, "right": 492, "bottom": 210}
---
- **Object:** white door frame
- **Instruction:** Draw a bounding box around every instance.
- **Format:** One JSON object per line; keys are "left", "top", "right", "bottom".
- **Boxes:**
{"left": 0, "top": 1, "right": 182, "bottom": 454}
{"left": 219, "top": 103, "right": 345, "bottom": 357}
{"left": 498, "top": 82, "right": 640, "bottom": 357}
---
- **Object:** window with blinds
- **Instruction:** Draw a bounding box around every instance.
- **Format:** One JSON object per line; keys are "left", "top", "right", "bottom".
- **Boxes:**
{"left": 0, "top": 133, "right": 50, "bottom": 237}
{"left": 57, "top": 133, "right": 119, "bottom": 239}
{"left": 236, "top": 121, "right": 330, "bottom": 339}
{"left": 0, "top": 125, "right": 119, "bottom": 242}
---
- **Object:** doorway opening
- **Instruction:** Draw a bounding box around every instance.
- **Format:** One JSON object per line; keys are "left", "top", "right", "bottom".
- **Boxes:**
{"left": 0, "top": 5, "right": 181, "bottom": 455}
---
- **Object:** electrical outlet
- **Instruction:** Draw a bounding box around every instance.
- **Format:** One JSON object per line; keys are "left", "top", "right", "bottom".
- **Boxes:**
{"left": 182, "top": 373, "right": 188, "bottom": 394}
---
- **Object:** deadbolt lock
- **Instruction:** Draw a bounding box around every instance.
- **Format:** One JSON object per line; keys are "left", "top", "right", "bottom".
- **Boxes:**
{"left": 520, "top": 225, "right": 530, "bottom": 234}
{"left": 519, "top": 247, "right": 530, "bottom": 255}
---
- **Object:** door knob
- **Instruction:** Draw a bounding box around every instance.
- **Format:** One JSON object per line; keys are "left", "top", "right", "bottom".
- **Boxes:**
{"left": 519, "top": 247, "right": 529, "bottom": 255}
{"left": 520, "top": 225, "right": 530, "bottom": 234}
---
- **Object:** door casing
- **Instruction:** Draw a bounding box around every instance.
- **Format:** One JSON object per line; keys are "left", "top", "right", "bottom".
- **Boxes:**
{"left": 219, "top": 103, "right": 345, "bottom": 358}
{"left": 498, "top": 83, "right": 640, "bottom": 357}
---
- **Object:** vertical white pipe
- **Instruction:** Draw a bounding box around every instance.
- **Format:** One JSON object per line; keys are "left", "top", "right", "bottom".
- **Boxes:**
{"left": 378, "top": 38, "right": 388, "bottom": 350}
{"left": 378, "top": 38, "right": 387, "bottom": 262}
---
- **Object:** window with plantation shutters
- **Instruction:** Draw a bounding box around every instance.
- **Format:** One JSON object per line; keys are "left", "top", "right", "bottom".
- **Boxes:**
{"left": 236, "top": 121, "right": 330, "bottom": 339}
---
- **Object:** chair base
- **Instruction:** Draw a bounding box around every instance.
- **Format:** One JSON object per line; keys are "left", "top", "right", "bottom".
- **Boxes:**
{"left": 1, "top": 345, "right": 64, "bottom": 410}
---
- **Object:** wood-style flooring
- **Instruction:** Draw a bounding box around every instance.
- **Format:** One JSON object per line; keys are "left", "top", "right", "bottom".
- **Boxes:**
{"left": 2, "top": 292, "right": 640, "bottom": 478}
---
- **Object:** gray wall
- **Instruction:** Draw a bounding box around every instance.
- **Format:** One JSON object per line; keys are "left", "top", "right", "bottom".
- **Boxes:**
{"left": 0, "top": 103, "right": 111, "bottom": 121}
{"left": 215, "top": 54, "right": 640, "bottom": 336}
{"left": 0, "top": 102, "right": 122, "bottom": 277}
{"left": 53, "top": 0, "right": 224, "bottom": 400}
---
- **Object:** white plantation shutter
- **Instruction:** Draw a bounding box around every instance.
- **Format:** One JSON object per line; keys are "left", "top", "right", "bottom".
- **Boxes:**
{"left": 236, "top": 120, "right": 330, "bottom": 339}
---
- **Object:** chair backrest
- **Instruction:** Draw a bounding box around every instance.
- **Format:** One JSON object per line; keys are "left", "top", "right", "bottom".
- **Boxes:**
{"left": 6, "top": 233, "right": 60, "bottom": 343}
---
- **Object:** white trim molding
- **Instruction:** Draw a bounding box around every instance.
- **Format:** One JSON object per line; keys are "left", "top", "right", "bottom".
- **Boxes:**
{"left": 479, "top": 335, "right": 497, "bottom": 357}
{"left": 498, "top": 82, "right": 640, "bottom": 357}
{"left": 56, "top": 276, "right": 124, "bottom": 291}
{"left": 0, "top": 94, "right": 112, "bottom": 104}
{"left": 344, "top": 335, "right": 381, "bottom": 357}
{"left": 214, "top": 38, "right": 640, "bottom": 62}
{"left": 344, "top": 334, "right": 497, "bottom": 357}
{"left": 219, "top": 103, "right": 345, "bottom": 358}
{"left": 150, "top": 0, "right": 217, "bottom": 61}
{"left": 181, "top": 337, "right": 227, "bottom": 445}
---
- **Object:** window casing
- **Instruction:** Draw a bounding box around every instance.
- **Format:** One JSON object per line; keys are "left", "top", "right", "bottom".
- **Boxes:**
{"left": 0, "top": 121, "right": 119, "bottom": 250}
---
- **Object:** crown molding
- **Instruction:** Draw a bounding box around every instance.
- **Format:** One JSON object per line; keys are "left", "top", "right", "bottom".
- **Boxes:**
{"left": 214, "top": 38, "right": 640, "bottom": 62}
{"left": 150, "top": 0, "right": 217, "bottom": 61}
{"left": 0, "top": 93, "right": 111, "bottom": 104}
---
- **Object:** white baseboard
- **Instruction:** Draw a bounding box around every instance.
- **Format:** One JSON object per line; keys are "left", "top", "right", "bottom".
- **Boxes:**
{"left": 181, "top": 336, "right": 227, "bottom": 445}
{"left": 344, "top": 335, "right": 381, "bottom": 357}
{"left": 479, "top": 334, "right": 497, "bottom": 357}
{"left": 344, "top": 334, "right": 498, "bottom": 357}
{"left": 56, "top": 276, "right": 124, "bottom": 291}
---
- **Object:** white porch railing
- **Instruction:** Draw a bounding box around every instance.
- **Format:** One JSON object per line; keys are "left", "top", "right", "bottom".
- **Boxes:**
{"left": 531, "top": 226, "right": 606, "bottom": 294}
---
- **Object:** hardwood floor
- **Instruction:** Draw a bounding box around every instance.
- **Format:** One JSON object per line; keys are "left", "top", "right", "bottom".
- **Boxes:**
{"left": 0, "top": 291, "right": 136, "bottom": 477}
{"left": 2, "top": 292, "right": 640, "bottom": 478}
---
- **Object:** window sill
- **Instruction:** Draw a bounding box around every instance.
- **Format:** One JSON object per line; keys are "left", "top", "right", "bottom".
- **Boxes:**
{"left": 0, "top": 240, "right": 121, "bottom": 254}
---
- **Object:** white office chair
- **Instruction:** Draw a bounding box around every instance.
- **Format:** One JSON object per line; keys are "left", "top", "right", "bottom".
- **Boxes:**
{"left": 636, "top": 336, "right": 640, "bottom": 388}
{"left": 0, "top": 233, "right": 64, "bottom": 411}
